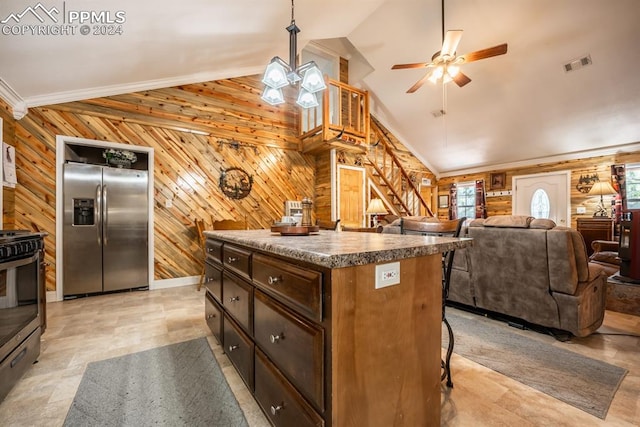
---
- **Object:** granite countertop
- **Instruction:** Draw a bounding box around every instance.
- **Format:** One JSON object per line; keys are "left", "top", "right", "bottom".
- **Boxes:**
{"left": 204, "top": 229, "right": 473, "bottom": 269}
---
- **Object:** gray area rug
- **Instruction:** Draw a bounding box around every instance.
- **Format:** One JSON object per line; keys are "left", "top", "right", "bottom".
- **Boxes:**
{"left": 446, "top": 308, "right": 628, "bottom": 419}
{"left": 64, "top": 337, "right": 248, "bottom": 427}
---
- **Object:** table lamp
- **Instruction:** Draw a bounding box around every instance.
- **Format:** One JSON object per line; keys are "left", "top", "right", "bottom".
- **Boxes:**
{"left": 366, "top": 198, "right": 387, "bottom": 227}
{"left": 588, "top": 181, "right": 617, "bottom": 217}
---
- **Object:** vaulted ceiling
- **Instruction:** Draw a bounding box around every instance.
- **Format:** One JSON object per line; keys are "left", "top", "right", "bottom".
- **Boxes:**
{"left": 1, "top": 0, "right": 639, "bottom": 176}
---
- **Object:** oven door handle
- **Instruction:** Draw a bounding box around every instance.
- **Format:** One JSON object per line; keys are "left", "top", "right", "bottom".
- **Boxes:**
{"left": 0, "top": 251, "right": 40, "bottom": 270}
{"left": 96, "top": 184, "right": 101, "bottom": 246}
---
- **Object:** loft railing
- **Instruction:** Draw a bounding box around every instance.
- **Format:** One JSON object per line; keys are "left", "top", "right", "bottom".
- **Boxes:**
{"left": 299, "top": 78, "right": 370, "bottom": 149}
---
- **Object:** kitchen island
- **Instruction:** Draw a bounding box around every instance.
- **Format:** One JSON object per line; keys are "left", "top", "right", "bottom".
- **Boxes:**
{"left": 203, "top": 229, "right": 472, "bottom": 427}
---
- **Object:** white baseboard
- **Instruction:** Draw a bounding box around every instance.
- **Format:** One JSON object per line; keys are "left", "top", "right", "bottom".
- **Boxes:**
{"left": 45, "top": 276, "right": 201, "bottom": 302}
{"left": 151, "top": 275, "right": 201, "bottom": 290}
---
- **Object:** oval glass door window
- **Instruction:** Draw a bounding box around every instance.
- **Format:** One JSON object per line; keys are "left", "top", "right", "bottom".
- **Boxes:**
{"left": 531, "top": 188, "right": 550, "bottom": 218}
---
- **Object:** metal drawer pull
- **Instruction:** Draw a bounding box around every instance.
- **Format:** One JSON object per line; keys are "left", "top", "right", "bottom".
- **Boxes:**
{"left": 270, "top": 334, "right": 284, "bottom": 344}
{"left": 270, "top": 404, "right": 284, "bottom": 415}
{"left": 268, "top": 275, "right": 282, "bottom": 285}
{"left": 228, "top": 345, "right": 239, "bottom": 352}
{"left": 227, "top": 256, "right": 238, "bottom": 263}
{"left": 229, "top": 296, "right": 240, "bottom": 303}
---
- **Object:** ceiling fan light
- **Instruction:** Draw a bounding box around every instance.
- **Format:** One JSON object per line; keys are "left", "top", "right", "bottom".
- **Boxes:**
{"left": 447, "top": 64, "right": 460, "bottom": 77}
{"left": 296, "top": 89, "right": 319, "bottom": 109}
{"left": 262, "top": 58, "right": 289, "bottom": 89}
{"left": 261, "top": 86, "right": 285, "bottom": 105}
{"left": 299, "top": 62, "right": 326, "bottom": 93}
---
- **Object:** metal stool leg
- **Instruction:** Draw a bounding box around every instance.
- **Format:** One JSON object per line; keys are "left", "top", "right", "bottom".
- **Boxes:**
{"left": 441, "top": 315, "right": 454, "bottom": 387}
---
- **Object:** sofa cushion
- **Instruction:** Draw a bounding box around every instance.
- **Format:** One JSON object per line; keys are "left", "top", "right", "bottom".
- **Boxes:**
{"left": 589, "top": 251, "right": 620, "bottom": 265}
{"left": 530, "top": 218, "right": 557, "bottom": 229}
{"left": 482, "top": 215, "right": 534, "bottom": 228}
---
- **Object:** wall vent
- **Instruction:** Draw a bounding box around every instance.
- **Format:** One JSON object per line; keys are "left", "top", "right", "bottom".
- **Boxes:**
{"left": 564, "top": 54, "right": 592, "bottom": 72}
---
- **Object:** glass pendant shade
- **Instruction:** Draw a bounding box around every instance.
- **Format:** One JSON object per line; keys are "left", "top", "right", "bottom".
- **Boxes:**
{"left": 262, "top": 58, "right": 289, "bottom": 89}
{"left": 296, "top": 89, "right": 319, "bottom": 108}
{"left": 447, "top": 64, "right": 460, "bottom": 78}
{"left": 261, "top": 86, "right": 285, "bottom": 105}
{"left": 300, "top": 63, "right": 326, "bottom": 93}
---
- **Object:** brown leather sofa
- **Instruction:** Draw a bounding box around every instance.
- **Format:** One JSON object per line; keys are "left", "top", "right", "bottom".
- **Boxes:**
{"left": 449, "top": 215, "right": 607, "bottom": 337}
{"left": 589, "top": 240, "right": 620, "bottom": 276}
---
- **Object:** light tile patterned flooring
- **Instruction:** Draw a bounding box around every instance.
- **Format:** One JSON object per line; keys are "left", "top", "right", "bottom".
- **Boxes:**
{"left": 0, "top": 285, "right": 638, "bottom": 426}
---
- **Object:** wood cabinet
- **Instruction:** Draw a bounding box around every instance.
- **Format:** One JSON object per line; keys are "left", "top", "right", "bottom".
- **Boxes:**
{"left": 204, "top": 232, "right": 447, "bottom": 426}
{"left": 577, "top": 218, "right": 614, "bottom": 256}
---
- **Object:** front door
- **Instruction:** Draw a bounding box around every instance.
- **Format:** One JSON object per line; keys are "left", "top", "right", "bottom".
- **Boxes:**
{"left": 513, "top": 171, "right": 570, "bottom": 226}
{"left": 338, "top": 166, "right": 365, "bottom": 228}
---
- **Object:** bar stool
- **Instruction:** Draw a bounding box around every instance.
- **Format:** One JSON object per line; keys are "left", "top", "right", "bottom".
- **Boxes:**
{"left": 400, "top": 216, "right": 466, "bottom": 387}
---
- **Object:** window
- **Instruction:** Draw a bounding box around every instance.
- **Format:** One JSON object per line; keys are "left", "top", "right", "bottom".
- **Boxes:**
{"left": 531, "top": 188, "right": 550, "bottom": 218}
{"left": 627, "top": 164, "right": 640, "bottom": 210}
{"left": 457, "top": 184, "right": 476, "bottom": 219}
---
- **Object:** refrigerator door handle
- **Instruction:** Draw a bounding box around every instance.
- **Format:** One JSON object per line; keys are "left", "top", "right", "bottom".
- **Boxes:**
{"left": 103, "top": 184, "right": 108, "bottom": 246}
{"left": 96, "top": 184, "right": 101, "bottom": 246}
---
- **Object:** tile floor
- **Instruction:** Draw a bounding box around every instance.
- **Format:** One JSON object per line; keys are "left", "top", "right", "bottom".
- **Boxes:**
{"left": 0, "top": 285, "right": 638, "bottom": 426}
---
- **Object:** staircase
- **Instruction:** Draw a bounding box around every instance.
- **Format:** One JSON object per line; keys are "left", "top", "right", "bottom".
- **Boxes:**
{"left": 298, "top": 78, "right": 433, "bottom": 218}
{"left": 366, "top": 117, "right": 433, "bottom": 217}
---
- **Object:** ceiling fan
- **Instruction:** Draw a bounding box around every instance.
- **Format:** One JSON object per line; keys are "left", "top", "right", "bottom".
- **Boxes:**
{"left": 391, "top": 0, "right": 508, "bottom": 93}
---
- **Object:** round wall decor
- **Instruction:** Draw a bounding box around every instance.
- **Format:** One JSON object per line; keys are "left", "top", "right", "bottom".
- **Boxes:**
{"left": 219, "top": 167, "right": 253, "bottom": 199}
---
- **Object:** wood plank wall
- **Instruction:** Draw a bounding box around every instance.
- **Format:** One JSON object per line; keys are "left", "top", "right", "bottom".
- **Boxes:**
{"left": 436, "top": 151, "right": 640, "bottom": 227}
{"left": 5, "top": 76, "right": 318, "bottom": 292}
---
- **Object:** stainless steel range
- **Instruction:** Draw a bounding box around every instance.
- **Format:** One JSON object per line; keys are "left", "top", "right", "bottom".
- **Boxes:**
{"left": 0, "top": 230, "right": 46, "bottom": 402}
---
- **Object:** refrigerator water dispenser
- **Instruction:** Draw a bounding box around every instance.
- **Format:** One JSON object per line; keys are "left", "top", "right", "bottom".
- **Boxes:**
{"left": 73, "top": 198, "right": 94, "bottom": 226}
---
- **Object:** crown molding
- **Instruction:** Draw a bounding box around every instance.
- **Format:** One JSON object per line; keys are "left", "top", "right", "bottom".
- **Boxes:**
{"left": 438, "top": 141, "right": 640, "bottom": 178}
{"left": 0, "top": 78, "right": 28, "bottom": 119}
{"left": 24, "top": 66, "right": 264, "bottom": 108}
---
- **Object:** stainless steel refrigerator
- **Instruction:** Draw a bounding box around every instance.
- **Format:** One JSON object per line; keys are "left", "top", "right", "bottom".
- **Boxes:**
{"left": 63, "top": 163, "right": 149, "bottom": 297}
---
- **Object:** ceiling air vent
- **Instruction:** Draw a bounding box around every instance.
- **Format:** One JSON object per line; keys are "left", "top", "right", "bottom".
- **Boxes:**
{"left": 564, "top": 54, "right": 592, "bottom": 72}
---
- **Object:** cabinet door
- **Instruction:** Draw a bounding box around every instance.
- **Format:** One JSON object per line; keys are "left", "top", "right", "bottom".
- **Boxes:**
{"left": 223, "top": 271, "right": 253, "bottom": 335}
{"left": 254, "top": 348, "right": 324, "bottom": 427}
{"left": 223, "top": 314, "right": 254, "bottom": 390}
{"left": 205, "top": 291, "right": 223, "bottom": 344}
{"left": 254, "top": 290, "right": 324, "bottom": 411}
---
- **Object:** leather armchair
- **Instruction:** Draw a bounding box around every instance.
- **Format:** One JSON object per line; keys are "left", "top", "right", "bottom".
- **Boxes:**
{"left": 589, "top": 240, "right": 620, "bottom": 276}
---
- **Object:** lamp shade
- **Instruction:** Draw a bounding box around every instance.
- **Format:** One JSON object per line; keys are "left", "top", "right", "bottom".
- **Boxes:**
{"left": 261, "top": 87, "right": 285, "bottom": 106}
{"left": 262, "top": 58, "right": 290, "bottom": 89}
{"left": 296, "top": 89, "right": 319, "bottom": 109}
{"left": 300, "top": 62, "right": 327, "bottom": 93}
{"left": 366, "top": 198, "right": 387, "bottom": 215}
{"left": 588, "top": 181, "right": 617, "bottom": 196}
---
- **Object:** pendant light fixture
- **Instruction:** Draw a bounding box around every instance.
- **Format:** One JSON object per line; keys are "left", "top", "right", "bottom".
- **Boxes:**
{"left": 260, "top": 0, "right": 327, "bottom": 108}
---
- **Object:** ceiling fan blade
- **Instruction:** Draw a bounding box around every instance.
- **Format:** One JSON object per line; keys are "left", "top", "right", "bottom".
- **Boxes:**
{"left": 392, "top": 62, "right": 430, "bottom": 70}
{"left": 407, "top": 73, "right": 431, "bottom": 93}
{"left": 458, "top": 43, "right": 508, "bottom": 63}
{"left": 441, "top": 30, "right": 463, "bottom": 57}
{"left": 452, "top": 71, "right": 471, "bottom": 87}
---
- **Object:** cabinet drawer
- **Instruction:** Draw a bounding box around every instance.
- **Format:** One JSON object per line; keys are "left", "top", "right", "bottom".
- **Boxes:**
{"left": 223, "top": 271, "right": 253, "bottom": 335}
{"left": 204, "top": 260, "right": 222, "bottom": 302}
{"left": 254, "top": 290, "right": 324, "bottom": 411}
{"left": 205, "top": 238, "right": 223, "bottom": 264}
{"left": 223, "top": 244, "right": 251, "bottom": 279}
{"left": 253, "top": 253, "right": 323, "bottom": 322}
{"left": 255, "top": 348, "right": 324, "bottom": 427}
{"left": 0, "top": 327, "right": 41, "bottom": 402}
{"left": 205, "top": 291, "right": 223, "bottom": 344}
{"left": 224, "top": 314, "right": 254, "bottom": 391}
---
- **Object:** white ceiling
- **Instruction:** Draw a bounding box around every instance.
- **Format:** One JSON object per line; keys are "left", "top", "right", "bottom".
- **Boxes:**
{"left": 1, "top": 0, "right": 640, "bottom": 176}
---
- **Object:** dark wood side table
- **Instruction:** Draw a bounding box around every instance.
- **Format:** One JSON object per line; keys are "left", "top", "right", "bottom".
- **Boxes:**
{"left": 577, "top": 217, "right": 614, "bottom": 256}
